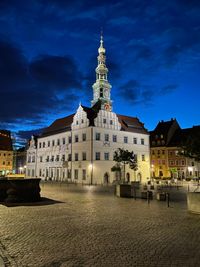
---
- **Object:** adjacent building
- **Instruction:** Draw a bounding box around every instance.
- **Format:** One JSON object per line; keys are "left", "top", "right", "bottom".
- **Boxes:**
{"left": 150, "top": 119, "right": 200, "bottom": 179}
{"left": 26, "top": 36, "right": 150, "bottom": 184}
{"left": 0, "top": 130, "right": 13, "bottom": 176}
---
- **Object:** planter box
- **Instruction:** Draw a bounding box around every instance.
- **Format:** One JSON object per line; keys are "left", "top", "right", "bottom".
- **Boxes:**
{"left": 157, "top": 192, "right": 166, "bottom": 201}
{"left": 116, "top": 184, "right": 132, "bottom": 198}
{"left": 187, "top": 192, "right": 200, "bottom": 214}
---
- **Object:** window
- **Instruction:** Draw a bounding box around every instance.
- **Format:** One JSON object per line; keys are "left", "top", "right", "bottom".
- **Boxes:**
{"left": 62, "top": 155, "right": 65, "bottom": 161}
{"left": 104, "top": 152, "right": 109, "bottom": 160}
{"left": 170, "top": 160, "right": 174, "bottom": 165}
{"left": 82, "top": 152, "right": 86, "bottom": 161}
{"left": 32, "top": 156, "right": 35, "bottom": 162}
{"left": 3, "top": 161, "right": 5, "bottom": 165}
{"left": 141, "top": 138, "right": 144, "bottom": 145}
{"left": 113, "top": 135, "right": 117, "bottom": 142}
{"left": 48, "top": 141, "right": 50, "bottom": 147}
{"left": 68, "top": 154, "right": 72, "bottom": 161}
{"left": 81, "top": 119, "right": 84, "bottom": 124}
{"left": 75, "top": 135, "right": 79, "bottom": 142}
{"left": 51, "top": 156, "right": 54, "bottom": 162}
{"left": 67, "top": 169, "right": 71, "bottom": 179}
{"left": 157, "top": 150, "right": 160, "bottom": 155}
{"left": 62, "top": 138, "right": 65, "bottom": 145}
{"left": 96, "top": 152, "right": 100, "bottom": 160}
{"left": 68, "top": 136, "right": 72, "bottom": 143}
{"left": 46, "top": 156, "right": 49, "bottom": 162}
{"left": 39, "top": 169, "right": 42, "bottom": 176}
{"left": 142, "top": 154, "right": 145, "bottom": 161}
{"left": 82, "top": 169, "right": 86, "bottom": 180}
{"left": 82, "top": 133, "right": 86, "bottom": 141}
{"left": 162, "top": 150, "right": 165, "bottom": 155}
{"left": 162, "top": 160, "right": 165, "bottom": 165}
{"left": 110, "top": 120, "right": 113, "bottom": 125}
{"left": 52, "top": 140, "right": 55, "bottom": 146}
{"left": 103, "top": 118, "right": 106, "bottom": 124}
{"left": 8, "top": 161, "right": 10, "bottom": 165}
{"left": 76, "top": 121, "right": 78, "bottom": 125}
{"left": 56, "top": 155, "right": 59, "bottom": 161}
{"left": 133, "top": 138, "right": 137, "bottom": 144}
{"left": 124, "top": 136, "right": 128, "bottom": 143}
{"left": 74, "top": 169, "right": 78, "bottom": 179}
{"left": 40, "top": 156, "right": 43, "bottom": 162}
{"left": 96, "top": 133, "right": 101, "bottom": 141}
{"left": 75, "top": 153, "right": 78, "bottom": 161}
{"left": 39, "top": 142, "right": 41, "bottom": 148}
{"left": 57, "top": 139, "right": 60, "bottom": 146}
{"left": 182, "top": 160, "right": 185, "bottom": 165}
{"left": 43, "top": 142, "right": 45, "bottom": 148}
{"left": 152, "top": 150, "right": 155, "bottom": 155}
{"left": 28, "top": 156, "right": 31, "bottom": 163}
{"left": 105, "top": 134, "right": 109, "bottom": 141}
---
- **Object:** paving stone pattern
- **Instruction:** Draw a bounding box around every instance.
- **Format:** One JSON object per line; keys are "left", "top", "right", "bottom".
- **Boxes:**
{"left": 0, "top": 183, "right": 200, "bottom": 267}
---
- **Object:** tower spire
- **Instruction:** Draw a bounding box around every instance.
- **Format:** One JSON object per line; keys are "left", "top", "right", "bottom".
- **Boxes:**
{"left": 91, "top": 33, "right": 112, "bottom": 111}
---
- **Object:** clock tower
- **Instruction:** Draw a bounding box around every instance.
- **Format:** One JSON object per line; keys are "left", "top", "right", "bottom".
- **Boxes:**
{"left": 91, "top": 34, "right": 112, "bottom": 111}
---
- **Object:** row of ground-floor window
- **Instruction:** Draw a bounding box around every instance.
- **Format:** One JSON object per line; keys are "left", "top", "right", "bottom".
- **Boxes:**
{"left": 152, "top": 170, "right": 200, "bottom": 179}
{"left": 26, "top": 168, "right": 142, "bottom": 184}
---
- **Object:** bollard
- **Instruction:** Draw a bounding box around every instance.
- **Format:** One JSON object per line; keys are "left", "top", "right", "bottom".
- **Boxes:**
{"left": 166, "top": 193, "right": 170, "bottom": 207}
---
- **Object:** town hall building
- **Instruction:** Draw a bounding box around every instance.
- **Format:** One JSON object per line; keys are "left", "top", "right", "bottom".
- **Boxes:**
{"left": 26, "top": 36, "right": 150, "bottom": 184}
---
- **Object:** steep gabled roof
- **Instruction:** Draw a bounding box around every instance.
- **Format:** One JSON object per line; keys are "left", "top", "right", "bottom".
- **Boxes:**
{"left": 168, "top": 125, "right": 200, "bottom": 147}
{"left": 41, "top": 114, "right": 75, "bottom": 137}
{"left": 150, "top": 119, "right": 180, "bottom": 146}
{"left": 0, "top": 130, "right": 13, "bottom": 151}
{"left": 81, "top": 100, "right": 102, "bottom": 126}
{"left": 117, "top": 114, "right": 148, "bottom": 134}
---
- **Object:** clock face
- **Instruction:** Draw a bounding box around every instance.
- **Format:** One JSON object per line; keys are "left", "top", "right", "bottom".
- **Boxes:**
{"left": 104, "top": 103, "right": 110, "bottom": 111}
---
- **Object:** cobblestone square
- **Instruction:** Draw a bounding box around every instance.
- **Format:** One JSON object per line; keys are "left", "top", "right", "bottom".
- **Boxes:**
{"left": 0, "top": 183, "right": 200, "bottom": 267}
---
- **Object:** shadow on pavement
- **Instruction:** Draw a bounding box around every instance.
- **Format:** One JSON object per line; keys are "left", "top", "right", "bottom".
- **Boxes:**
{"left": 0, "top": 197, "right": 63, "bottom": 207}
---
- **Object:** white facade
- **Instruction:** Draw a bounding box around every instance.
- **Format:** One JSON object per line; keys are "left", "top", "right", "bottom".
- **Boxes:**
{"left": 26, "top": 35, "right": 150, "bottom": 184}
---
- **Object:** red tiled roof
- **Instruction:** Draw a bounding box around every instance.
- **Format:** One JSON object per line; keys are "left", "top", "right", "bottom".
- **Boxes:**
{"left": 117, "top": 114, "right": 148, "bottom": 134}
{"left": 41, "top": 114, "right": 75, "bottom": 136}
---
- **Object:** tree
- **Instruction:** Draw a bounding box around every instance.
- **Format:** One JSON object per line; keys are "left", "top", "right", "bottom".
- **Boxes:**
{"left": 180, "top": 132, "right": 200, "bottom": 162}
{"left": 111, "top": 148, "right": 138, "bottom": 183}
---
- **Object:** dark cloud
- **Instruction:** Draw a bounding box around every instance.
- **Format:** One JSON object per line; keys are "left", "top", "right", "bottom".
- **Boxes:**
{"left": 0, "top": 39, "right": 83, "bottom": 128}
{"left": 118, "top": 80, "right": 178, "bottom": 105}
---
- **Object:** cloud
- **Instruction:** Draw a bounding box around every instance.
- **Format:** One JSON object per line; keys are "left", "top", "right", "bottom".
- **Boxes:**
{"left": 0, "top": 39, "right": 83, "bottom": 128}
{"left": 118, "top": 80, "right": 178, "bottom": 105}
